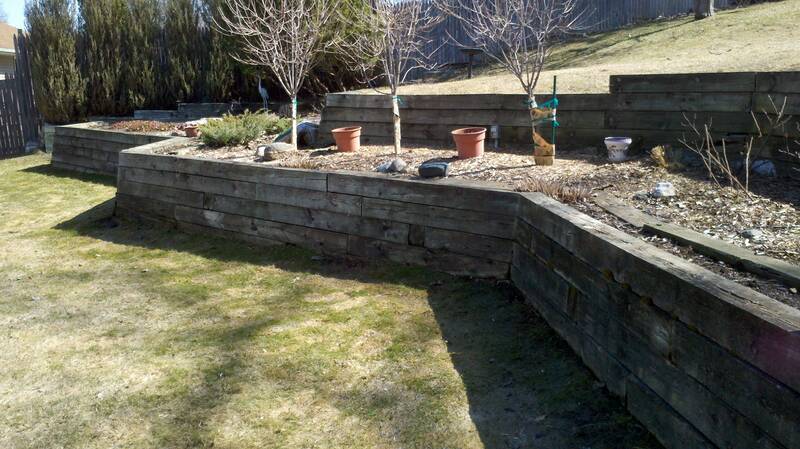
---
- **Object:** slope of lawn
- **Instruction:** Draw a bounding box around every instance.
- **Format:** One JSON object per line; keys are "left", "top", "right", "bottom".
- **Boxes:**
{"left": 0, "top": 153, "right": 660, "bottom": 448}
{"left": 398, "top": 0, "right": 800, "bottom": 95}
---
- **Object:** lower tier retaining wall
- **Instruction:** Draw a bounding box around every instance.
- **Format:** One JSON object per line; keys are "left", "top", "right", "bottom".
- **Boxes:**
{"left": 52, "top": 122, "right": 173, "bottom": 176}
{"left": 115, "top": 142, "right": 800, "bottom": 449}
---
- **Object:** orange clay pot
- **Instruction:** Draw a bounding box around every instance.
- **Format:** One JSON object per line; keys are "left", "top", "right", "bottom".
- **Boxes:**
{"left": 184, "top": 125, "right": 199, "bottom": 137}
{"left": 451, "top": 127, "right": 486, "bottom": 159}
{"left": 331, "top": 126, "right": 362, "bottom": 152}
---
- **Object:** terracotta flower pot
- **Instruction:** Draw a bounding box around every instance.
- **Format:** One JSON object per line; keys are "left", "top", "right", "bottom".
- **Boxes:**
{"left": 331, "top": 126, "right": 361, "bottom": 152}
{"left": 451, "top": 127, "right": 486, "bottom": 159}
{"left": 184, "top": 125, "right": 199, "bottom": 137}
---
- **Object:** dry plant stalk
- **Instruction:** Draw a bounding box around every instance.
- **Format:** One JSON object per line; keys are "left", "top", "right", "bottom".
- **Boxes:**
{"left": 436, "top": 0, "right": 586, "bottom": 161}
{"left": 213, "top": 0, "right": 339, "bottom": 149}
{"left": 338, "top": 0, "right": 442, "bottom": 155}
{"left": 680, "top": 96, "right": 792, "bottom": 195}
{"left": 515, "top": 178, "right": 590, "bottom": 203}
{"left": 781, "top": 123, "right": 800, "bottom": 173}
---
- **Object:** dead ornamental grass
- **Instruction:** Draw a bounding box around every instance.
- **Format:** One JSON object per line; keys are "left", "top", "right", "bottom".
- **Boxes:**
{"left": 0, "top": 154, "right": 659, "bottom": 449}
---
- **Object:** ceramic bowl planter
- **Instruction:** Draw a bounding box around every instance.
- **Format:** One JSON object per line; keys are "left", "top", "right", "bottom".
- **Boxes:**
{"left": 605, "top": 137, "right": 632, "bottom": 162}
{"left": 332, "top": 126, "right": 362, "bottom": 152}
{"left": 452, "top": 127, "right": 486, "bottom": 159}
{"left": 184, "top": 125, "right": 199, "bottom": 138}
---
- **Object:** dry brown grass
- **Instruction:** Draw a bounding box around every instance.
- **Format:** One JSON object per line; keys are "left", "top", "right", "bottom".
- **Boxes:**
{"left": 385, "top": 0, "right": 800, "bottom": 95}
{"left": 514, "top": 177, "right": 591, "bottom": 203}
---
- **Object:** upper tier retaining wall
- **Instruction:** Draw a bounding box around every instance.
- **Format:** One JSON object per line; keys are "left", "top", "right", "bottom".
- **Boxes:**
{"left": 319, "top": 72, "right": 800, "bottom": 166}
{"left": 114, "top": 141, "right": 800, "bottom": 449}
{"left": 51, "top": 122, "right": 173, "bottom": 176}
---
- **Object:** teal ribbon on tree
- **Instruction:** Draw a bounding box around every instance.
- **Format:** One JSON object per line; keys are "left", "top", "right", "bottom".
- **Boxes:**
{"left": 391, "top": 95, "right": 405, "bottom": 106}
{"left": 523, "top": 97, "right": 558, "bottom": 108}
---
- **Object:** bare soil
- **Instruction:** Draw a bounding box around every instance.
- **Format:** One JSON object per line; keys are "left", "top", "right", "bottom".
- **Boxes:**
{"left": 155, "top": 141, "right": 800, "bottom": 304}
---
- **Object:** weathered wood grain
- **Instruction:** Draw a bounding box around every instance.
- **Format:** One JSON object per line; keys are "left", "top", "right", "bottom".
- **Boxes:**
{"left": 348, "top": 235, "right": 509, "bottom": 278}
{"left": 610, "top": 73, "right": 757, "bottom": 94}
{"left": 121, "top": 166, "right": 258, "bottom": 199}
{"left": 117, "top": 179, "right": 205, "bottom": 209}
{"left": 119, "top": 152, "right": 329, "bottom": 191}
{"left": 208, "top": 194, "right": 409, "bottom": 244}
{"left": 644, "top": 221, "right": 800, "bottom": 288}
{"left": 361, "top": 197, "right": 515, "bottom": 239}
{"left": 174, "top": 205, "right": 348, "bottom": 255}
{"left": 755, "top": 72, "right": 800, "bottom": 93}
{"left": 518, "top": 192, "right": 800, "bottom": 394}
{"left": 322, "top": 107, "right": 605, "bottom": 129}
{"left": 610, "top": 92, "right": 753, "bottom": 112}
{"left": 423, "top": 227, "right": 512, "bottom": 262}
{"left": 329, "top": 171, "right": 519, "bottom": 215}
{"left": 255, "top": 183, "right": 362, "bottom": 216}
{"left": 324, "top": 93, "right": 613, "bottom": 111}
{"left": 514, "top": 242, "right": 786, "bottom": 449}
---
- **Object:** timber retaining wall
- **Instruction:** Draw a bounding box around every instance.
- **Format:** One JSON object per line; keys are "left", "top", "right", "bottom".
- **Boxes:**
{"left": 114, "top": 141, "right": 800, "bottom": 449}
{"left": 319, "top": 72, "right": 800, "bottom": 166}
{"left": 52, "top": 122, "right": 173, "bottom": 176}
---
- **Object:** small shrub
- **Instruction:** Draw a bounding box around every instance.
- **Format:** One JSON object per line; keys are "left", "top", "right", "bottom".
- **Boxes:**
{"left": 515, "top": 178, "right": 591, "bottom": 204}
{"left": 199, "top": 111, "right": 291, "bottom": 147}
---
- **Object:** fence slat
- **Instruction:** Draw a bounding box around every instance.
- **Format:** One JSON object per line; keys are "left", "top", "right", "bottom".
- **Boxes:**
{"left": 0, "top": 31, "right": 40, "bottom": 158}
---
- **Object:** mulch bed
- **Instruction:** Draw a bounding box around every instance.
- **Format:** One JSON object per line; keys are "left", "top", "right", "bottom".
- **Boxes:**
{"left": 155, "top": 140, "right": 800, "bottom": 304}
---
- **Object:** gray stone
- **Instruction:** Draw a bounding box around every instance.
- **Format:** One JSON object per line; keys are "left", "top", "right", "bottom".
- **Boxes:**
{"left": 376, "top": 158, "right": 407, "bottom": 173}
{"left": 741, "top": 228, "right": 764, "bottom": 240}
{"left": 751, "top": 160, "right": 776, "bottom": 177}
{"left": 633, "top": 190, "right": 649, "bottom": 200}
{"left": 256, "top": 142, "right": 295, "bottom": 160}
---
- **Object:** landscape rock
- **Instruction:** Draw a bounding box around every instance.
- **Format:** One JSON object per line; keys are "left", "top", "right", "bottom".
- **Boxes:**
{"left": 651, "top": 181, "right": 677, "bottom": 198}
{"left": 376, "top": 158, "right": 407, "bottom": 173}
{"left": 275, "top": 121, "right": 318, "bottom": 146}
{"left": 751, "top": 160, "right": 776, "bottom": 177}
{"left": 633, "top": 190, "right": 649, "bottom": 200}
{"left": 256, "top": 142, "right": 295, "bottom": 160}
{"left": 741, "top": 228, "right": 764, "bottom": 241}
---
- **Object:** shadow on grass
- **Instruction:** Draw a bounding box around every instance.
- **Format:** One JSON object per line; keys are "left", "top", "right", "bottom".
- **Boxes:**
{"left": 21, "top": 163, "right": 117, "bottom": 187}
{"left": 53, "top": 201, "right": 660, "bottom": 449}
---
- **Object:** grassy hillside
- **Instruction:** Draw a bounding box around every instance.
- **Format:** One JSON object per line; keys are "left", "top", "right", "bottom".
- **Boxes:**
{"left": 398, "top": 0, "right": 800, "bottom": 95}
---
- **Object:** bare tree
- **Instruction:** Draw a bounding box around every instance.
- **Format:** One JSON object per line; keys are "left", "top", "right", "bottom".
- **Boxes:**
{"left": 214, "top": 0, "right": 338, "bottom": 148}
{"left": 694, "top": 0, "right": 715, "bottom": 19}
{"left": 338, "top": 0, "right": 442, "bottom": 155}
{"left": 437, "top": 0, "right": 585, "bottom": 165}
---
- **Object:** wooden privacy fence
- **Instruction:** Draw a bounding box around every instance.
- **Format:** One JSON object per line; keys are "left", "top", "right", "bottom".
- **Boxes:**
{"left": 0, "top": 32, "right": 39, "bottom": 158}
{"left": 318, "top": 71, "right": 800, "bottom": 164}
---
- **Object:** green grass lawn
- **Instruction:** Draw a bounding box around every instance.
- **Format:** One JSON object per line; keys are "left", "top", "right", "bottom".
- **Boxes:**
{"left": 394, "top": 0, "right": 800, "bottom": 95}
{"left": 0, "top": 153, "right": 660, "bottom": 449}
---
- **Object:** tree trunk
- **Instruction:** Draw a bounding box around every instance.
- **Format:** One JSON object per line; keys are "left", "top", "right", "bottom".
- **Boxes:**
{"left": 392, "top": 95, "right": 401, "bottom": 155}
{"left": 694, "top": 0, "right": 714, "bottom": 19}
{"left": 291, "top": 96, "right": 298, "bottom": 149}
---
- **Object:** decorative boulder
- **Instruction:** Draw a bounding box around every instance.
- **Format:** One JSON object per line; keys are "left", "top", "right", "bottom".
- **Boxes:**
{"left": 419, "top": 161, "right": 450, "bottom": 178}
{"left": 376, "top": 158, "right": 407, "bottom": 173}
{"left": 256, "top": 142, "right": 295, "bottom": 161}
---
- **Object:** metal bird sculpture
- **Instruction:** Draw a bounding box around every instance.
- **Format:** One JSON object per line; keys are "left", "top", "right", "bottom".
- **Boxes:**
{"left": 258, "top": 77, "right": 269, "bottom": 112}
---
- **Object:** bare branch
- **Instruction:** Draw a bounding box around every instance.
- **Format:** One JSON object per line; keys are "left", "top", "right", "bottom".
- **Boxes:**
{"left": 213, "top": 0, "right": 339, "bottom": 147}
{"left": 435, "top": 0, "right": 586, "bottom": 100}
{"left": 337, "top": 0, "right": 443, "bottom": 154}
